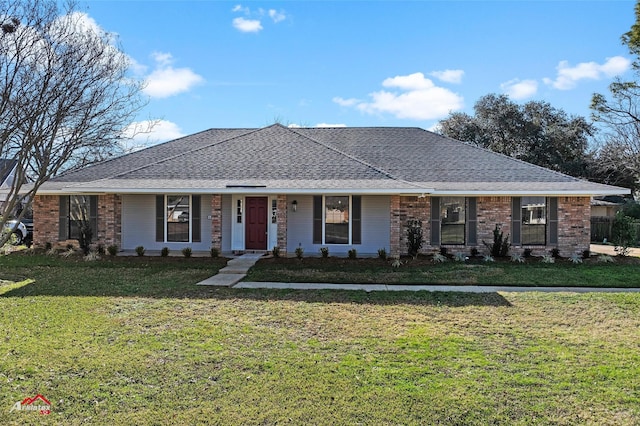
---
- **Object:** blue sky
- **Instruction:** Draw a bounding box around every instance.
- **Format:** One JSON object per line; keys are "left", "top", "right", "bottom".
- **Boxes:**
{"left": 82, "top": 0, "right": 636, "bottom": 145}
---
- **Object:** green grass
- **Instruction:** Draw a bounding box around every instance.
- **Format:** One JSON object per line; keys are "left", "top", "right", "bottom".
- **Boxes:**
{"left": 245, "top": 256, "right": 640, "bottom": 286}
{"left": 0, "top": 253, "right": 639, "bottom": 424}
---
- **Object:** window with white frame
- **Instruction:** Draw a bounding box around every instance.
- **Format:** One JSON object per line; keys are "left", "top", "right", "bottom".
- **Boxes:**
{"left": 156, "top": 195, "right": 201, "bottom": 243}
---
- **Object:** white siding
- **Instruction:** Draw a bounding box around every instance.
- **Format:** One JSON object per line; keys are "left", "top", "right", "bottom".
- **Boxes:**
{"left": 121, "top": 194, "right": 213, "bottom": 252}
{"left": 287, "top": 195, "right": 390, "bottom": 256}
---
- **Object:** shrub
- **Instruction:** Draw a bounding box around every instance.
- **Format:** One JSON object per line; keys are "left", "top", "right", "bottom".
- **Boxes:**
{"left": 510, "top": 253, "right": 524, "bottom": 263}
{"left": 582, "top": 249, "right": 591, "bottom": 260}
{"left": 550, "top": 247, "right": 560, "bottom": 258}
{"left": 320, "top": 247, "right": 329, "bottom": 258}
{"left": 454, "top": 252, "right": 467, "bottom": 262}
{"left": 391, "top": 256, "right": 402, "bottom": 269}
{"left": 271, "top": 246, "right": 279, "bottom": 258}
{"left": 541, "top": 254, "right": 555, "bottom": 264}
{"left": 135, "top": 246, "right": 145, "bottom": 256}
{"left": 597, "top": 254, "right": 614, "bottom": 263}
{"left": 348, "top": 249, "right": 357, "bottom": 259}
{"left": 483, "top": 254, "right": 495, "bottom": 262}
{"left": 377, "top": 248, "right": 387, "bottom": 260}
{"left": 96, "top": 244, "right": 105, "bottom": 255}
{"left": 295, "top": 246, "right": 304, "bottom": 259}
{"left": 161, "top": 247, "right": 170, "bottom": 257}
{"left": 182, "top": 247, "right": 192, "bottom": 258}
{"left": 432, "top": 253, "right": 447, "bottom": 263}
{"left": 44, "top": 242, "right": 52, "bottom": 251}
{"left": 439, "top": 246, "right": 448, "bottom": 257}
{"left": 78, "top": 223, "right": 93, "bottom": 255}
{"left": 66, "top": 243, "right": 74, "bottom": 250}
{"left": 107, "top": 245, "right": 118, "bottom": 256}
{"left": 612, "top": 212, "right": 637, "bottom": 257}
{"left": 483, "top": 224, "right": 510, "bottom": 257}
{"left": 83, "top": 251, "right": 100, "bottom": 262}
{"left": 470, "top": 248, "right": 479, "bottom": 257}
{"left": 406, "top": 219, "right": 423, "bottom": 258}
{"left": 569, "top": 253, "right": 583, "bottom": 264}
{"left": 211, "top": 247, "right": 220, "bottom": 258}
{"left": 523, "top": 248, "right": 533, "bottom": 258}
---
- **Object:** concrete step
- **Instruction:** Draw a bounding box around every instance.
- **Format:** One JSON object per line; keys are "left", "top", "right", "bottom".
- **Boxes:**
{"left": 196, "top": 273, "right": 246, "bottom": 287}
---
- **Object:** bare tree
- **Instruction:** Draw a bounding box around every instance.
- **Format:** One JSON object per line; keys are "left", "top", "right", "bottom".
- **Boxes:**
{"left": 0, "top": 0, "right": 145, "bottom": 244}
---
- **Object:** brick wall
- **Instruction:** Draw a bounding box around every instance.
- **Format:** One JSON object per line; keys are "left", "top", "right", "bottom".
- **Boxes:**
{"left": 557, "top": 196, "right": 591, "bottom": 256}
{"left": 33, "top": 194, "right": 123, "bottom": 249}
{"left": 210, "top": 194, "right": 222, "bottom": 250}
{"left": 32, "top": 195, "right": 59, "bottom": 248}
{"left": 276, "top": 194, "right": 288, "bottom": 254}
{"left": 97, "top": 194, "right": 121, "bottom": 247}
{"left": 389, "top": 195, "right": 591, "bottom": 256}
{"left": 477, "top": 196, "right": 512, "bottom": 249}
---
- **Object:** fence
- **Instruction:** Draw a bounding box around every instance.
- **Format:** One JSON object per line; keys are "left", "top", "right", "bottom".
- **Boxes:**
{"left": 591, "top": 216, "right": 640, "bottom": 244}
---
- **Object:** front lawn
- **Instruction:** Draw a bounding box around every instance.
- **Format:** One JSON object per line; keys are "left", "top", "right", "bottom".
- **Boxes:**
{"left": 0, "top": 253, "right": 639, "bottom": 424}
{"left": 245, "top": 255, "right": 640, "bottom": 286}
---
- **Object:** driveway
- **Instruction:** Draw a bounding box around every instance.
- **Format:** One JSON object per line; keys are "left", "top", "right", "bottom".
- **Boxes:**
{"left": 590, "top": 244, "right": 640, "bottom": 257}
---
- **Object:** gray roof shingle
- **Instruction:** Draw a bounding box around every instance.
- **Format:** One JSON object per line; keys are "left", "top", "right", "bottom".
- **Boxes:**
{"left": 40, "top": 124, "right": 628, "bottom": 195}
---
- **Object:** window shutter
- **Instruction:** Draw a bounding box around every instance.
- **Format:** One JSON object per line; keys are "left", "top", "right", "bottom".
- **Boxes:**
{"left": 313, "top": 196, "right": 322, "bottom": 244}
{"left": 511, "top": 197, "right": 521, "bottom": 245}
{"left": 192, "top": 195, "right": 201, "bottom": 243}
{"left": 467, "top": 197, "right": 477, "bottom": 245}
{"left": 548, "top": 197, "right": 558, "bottom": 245}
{"left": 352, "top": 196, "right": 361, "bottom": 245}
{"left": 156, "top": 195, "right": 164, "bottom": 242}
{"left": 59, "top": 196, "right": 69, "bottom": 240}
{"left": 89, "top": 195, "right": 98, "bottom": 238}
{"left": 430, "top": 197, "right": 440, "bottom": 246}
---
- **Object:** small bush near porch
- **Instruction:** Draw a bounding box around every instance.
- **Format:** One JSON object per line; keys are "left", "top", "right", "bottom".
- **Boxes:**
{"left": 0, "top": 254, "right": 639, "bottom": 425}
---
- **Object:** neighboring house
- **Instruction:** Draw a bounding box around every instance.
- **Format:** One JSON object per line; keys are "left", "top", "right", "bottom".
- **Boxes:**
{"left": 28, "top": 124, "right": 629, "bottom": 256}
{"left": 0, "top": 158, "right": 18, "bottom": 212}
{"left": 590, "top": 195, "right": 626, "bottom": 218}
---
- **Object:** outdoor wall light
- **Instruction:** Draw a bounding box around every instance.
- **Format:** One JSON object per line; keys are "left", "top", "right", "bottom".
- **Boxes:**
{"left": 292, "top": 200, "right": 298, "bottom": 212}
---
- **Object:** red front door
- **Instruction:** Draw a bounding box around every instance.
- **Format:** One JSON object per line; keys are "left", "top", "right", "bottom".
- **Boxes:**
{"left": 245, "top": 197, "right": 268, "bottom": 250}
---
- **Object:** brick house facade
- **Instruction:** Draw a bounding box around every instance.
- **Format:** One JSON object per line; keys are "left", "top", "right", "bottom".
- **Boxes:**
{"left": 33, "top": 193, "right": 592, "bottom": 257}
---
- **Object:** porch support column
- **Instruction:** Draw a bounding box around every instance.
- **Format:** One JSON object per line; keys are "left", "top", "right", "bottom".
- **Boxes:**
{"left": 390, "top": 195, "right": 401, "bottom": 257}
{"left": 211, "top": 194, "right": 222, "bottom": 251}
{"left": 276, "top": 194, "right": 288, "bottom": 254}
{"left": 97, "top": 194, "right": 121, "bottom": 248}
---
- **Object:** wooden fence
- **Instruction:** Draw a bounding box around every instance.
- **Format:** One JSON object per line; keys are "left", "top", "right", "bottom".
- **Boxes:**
{"left": 591, "top": 216, "right": 640, "bottom": 243}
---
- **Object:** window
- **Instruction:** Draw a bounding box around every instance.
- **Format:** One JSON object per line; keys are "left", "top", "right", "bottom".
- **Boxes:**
{"left": 59, "top": 195, "right": 97, "bottom": 240}
{"left": 155, "top": 195, "right": 201, "bottom": 243}
{"left": 521, "top": 196, "right": 546, "bottom": 245}
{"left": 440, "top": 197, "right": 465, "bottom": 245}
{"left": 325, "top": 196, "right": 349, "bottom": 244}
{"left": 167, "top": 195, "right": 190, "bottom": 242}
{"left": 313, "top": 195, "right": 361, "bottom": 245}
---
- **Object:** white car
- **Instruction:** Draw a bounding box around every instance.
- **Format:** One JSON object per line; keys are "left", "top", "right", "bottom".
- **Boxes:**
{"left": 2, "top": 219, "right": 29, "bottom": 245}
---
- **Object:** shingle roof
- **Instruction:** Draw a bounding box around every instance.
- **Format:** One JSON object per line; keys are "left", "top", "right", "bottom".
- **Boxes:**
{"left": 0, "top": 158, "right": 17, "bottom": 185}
{"left": 38, "top": 124, "right": 628, "bottom": 196}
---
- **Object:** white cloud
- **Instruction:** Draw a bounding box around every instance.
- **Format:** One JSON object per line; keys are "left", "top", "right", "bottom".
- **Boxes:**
{"left": 315, "top": 123, "right": 347, "bottom": 128}
{"left": 233, "top": 17, "right": 263, "bottom": 33}
{"left": 500, "top": 78, "right": 538, "bottom": 100}
{"left": 143, "top": 52, "right": 204, "bottom": 98}
{"left": 333, "top": 97, "right": 360, "bottom": 107}
{"left": 269, "top": 9, "right": 287, "bottom": 23}
{"left": 543, "top": 56, "right": 631, "bottom": 90}
{"left": 231, "top": 5, "right": 286, "bottom": 33}
{"left": 429, "top": 69, "right": 464, "bottom": 84}
{"left": 338, "top": 72, "right": 464, "bottom": 121}
{"left": 121, "top": 120, "right": 185, "bottom": 151}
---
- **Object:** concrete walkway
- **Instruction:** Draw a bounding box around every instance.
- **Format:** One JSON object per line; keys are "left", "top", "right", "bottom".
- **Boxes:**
{"left": 196, "top": 253, "right": 264, "bottom": 287}
{"left": 590, "top": 244, "right": 640, "bottom": 257}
